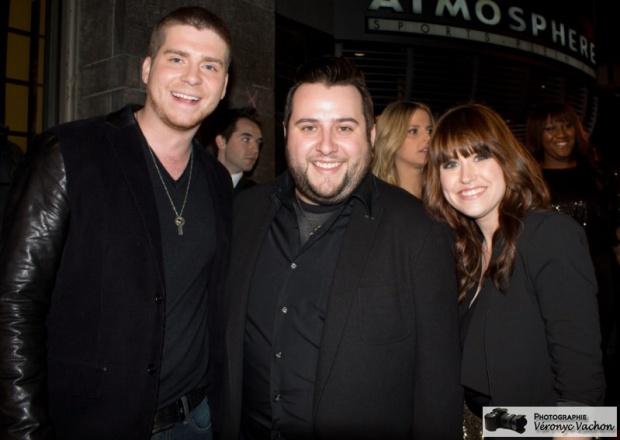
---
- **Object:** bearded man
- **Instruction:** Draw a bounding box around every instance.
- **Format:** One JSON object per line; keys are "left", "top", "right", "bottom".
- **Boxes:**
{"left": 219, "top": 56, "right": 463, "bottom": 440}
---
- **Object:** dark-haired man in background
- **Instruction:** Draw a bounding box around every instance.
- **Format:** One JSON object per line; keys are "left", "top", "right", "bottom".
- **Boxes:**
{"left": 213, "top": 107, "right": 263, "bottom": 196}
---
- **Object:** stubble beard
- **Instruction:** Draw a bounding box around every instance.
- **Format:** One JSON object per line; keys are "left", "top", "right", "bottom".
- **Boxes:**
{"left": 287, "top": 147, "right": 372, "bottom": 206}
{"left": 145, "top": 89, "right": 205, "bottom": 132}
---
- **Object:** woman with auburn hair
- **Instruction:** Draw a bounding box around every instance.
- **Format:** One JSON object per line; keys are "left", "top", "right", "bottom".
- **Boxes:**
{"left": 423, "top": 103, "right": 605, "bottom": 436}
{"left": 372, "top": 100, "right": 433, "bottom": 198}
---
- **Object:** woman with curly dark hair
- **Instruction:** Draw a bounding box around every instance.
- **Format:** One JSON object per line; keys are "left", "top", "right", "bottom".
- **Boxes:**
{"left": 423, "top": 103, "right": 605, "bottom": 434}
{"left": 527, "top": 101, "right": 618, "bottom": 361}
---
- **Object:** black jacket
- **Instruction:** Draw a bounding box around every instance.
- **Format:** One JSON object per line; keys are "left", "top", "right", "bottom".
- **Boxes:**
{"left": 221, "top": 172, "right": 463, "bottom": 439}
{"left": 0, "top": 105, "right": 233, "bottom": 440}
{"left": 233, "top": 175, "right": 257, "bottom": 197}
{"left": 461, "top": 210, "right": 605, "bottom": 408}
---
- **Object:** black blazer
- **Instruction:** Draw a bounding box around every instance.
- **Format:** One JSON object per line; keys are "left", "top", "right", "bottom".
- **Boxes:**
{"left": 233, "top": 175, "right": 257, "bottom": 196}
{"left": 0, "top": 105, "right": 233, "bottom": 440}
{"left": 221, "top": 173, "right": 463, "bottom": 439}
{"left": 461, "top": 210, "right": 605, "bottom": 407}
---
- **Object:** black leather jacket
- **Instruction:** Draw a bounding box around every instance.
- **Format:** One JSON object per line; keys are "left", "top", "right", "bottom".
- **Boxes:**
{"left": 1, "top": 105, "right": 233, "bottom": 440}
{"left": 0, "top": 132, "right": 68, "bottom": 439}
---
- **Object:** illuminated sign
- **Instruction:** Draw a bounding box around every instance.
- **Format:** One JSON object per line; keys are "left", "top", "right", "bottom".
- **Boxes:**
{"left": 334, "top": 0, "right": 597, "bottom": 78}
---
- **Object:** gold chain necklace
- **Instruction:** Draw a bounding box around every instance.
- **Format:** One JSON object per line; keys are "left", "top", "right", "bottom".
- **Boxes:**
{"left": 295, "top": 195, "right": 322, "bottom": 237}
{"left": 147, "top": 145, "right": 193, "bottom": 236}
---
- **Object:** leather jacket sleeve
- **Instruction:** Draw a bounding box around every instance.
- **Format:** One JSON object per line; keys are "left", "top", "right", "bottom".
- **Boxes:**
{"left": 0, "top": 132, "right": 69, "bottom": 439}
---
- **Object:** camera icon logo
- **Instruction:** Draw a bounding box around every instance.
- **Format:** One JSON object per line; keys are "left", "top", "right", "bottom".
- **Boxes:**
{"left": 484, "top": 407, "right": 528, "bottom": 434}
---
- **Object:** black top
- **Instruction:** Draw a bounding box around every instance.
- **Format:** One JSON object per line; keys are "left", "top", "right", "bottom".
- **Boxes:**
{"left": 142, "top": 140, "right": 216, "bottom": 408}
{"left": 234, "top": 175, "right": 257, "bottom": 197}
{"left": 459, "top": 210, "right": 605, "bottom": 408}
{"left": 241, "top": 173, "right": 362, "bottom": 439}
{"left": 542, "top": 166, "right": 619, "bottom": 255}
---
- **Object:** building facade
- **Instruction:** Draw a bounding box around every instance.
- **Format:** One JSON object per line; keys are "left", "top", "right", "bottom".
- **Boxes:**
{"left": 2, "top": 0, "right": 619, "bottom": 180}
{"left": 274, "top": 0, "right": 619, "bottom": 174}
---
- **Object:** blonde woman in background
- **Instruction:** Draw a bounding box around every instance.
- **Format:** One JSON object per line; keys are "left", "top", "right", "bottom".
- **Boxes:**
{"left": 371, "top": 100, "right": 433, "bottom": 198}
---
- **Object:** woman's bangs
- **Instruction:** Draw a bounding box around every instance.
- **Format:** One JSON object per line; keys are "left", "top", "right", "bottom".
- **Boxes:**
{"left": 548, "top": 110, "right": 571, "bottom": 124}
{"left": 435, "top": 132, "right": 490, "bottom": 162}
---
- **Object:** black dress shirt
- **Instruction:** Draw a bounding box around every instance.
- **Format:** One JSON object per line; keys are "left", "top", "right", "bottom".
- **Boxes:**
{"left": 241, "top": 175, "right": 368, "bottom": 440}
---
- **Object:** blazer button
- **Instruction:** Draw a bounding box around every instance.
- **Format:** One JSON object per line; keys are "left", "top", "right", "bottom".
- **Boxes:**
{"left": 155, "top": 293, "right": 163, "bottom": 304}
{"left": 147, "top": 364, "right": 157, "bottom": 375}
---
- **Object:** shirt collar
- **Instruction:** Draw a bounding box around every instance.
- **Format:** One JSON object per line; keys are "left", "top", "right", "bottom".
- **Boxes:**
{"left": 231, "top": 171, "right": 243, "bottom": 188}
{"left": 270, "top": 170, "right": 374, "bottom": 215}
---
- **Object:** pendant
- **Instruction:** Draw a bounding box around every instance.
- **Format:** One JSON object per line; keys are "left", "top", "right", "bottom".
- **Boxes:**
{"left": 175, "top": 216, "right": 185, "bottom": 235}
{"left": 309, "top": 224, "right": 321, "bottom": 236}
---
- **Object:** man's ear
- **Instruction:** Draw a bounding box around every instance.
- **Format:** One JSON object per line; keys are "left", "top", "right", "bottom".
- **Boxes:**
{"left": 215, "top": 135, "right": 226, "bottom": 152}
{"left": 220, "top": 73, "right": 229, "bottom": 101}
{"left": 141, "top": 57, "right": 152, "bottom": 85}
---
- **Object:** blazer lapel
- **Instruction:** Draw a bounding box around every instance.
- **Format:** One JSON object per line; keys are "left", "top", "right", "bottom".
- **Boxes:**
{"left": 104, "top": 106, "right": 165, "bottom": 289}
{"left": 312, "top": 196, "right": 384, "bottom": 411}
{"left": 228, "top": 188, "right": 279, "bottom": 313}
{"left": 225, "top": 185, "right": 279, "bottom": 425}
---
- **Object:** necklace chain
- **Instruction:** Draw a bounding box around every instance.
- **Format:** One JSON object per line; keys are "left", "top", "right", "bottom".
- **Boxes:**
{"left": 147, "top": 145, "right": 193, "bottom": 236}
{"left": 295, "top": 195, "right": 322, "bottom": 237}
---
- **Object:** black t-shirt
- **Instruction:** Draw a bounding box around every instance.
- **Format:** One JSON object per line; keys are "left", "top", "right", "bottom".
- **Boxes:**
{"left": 142, "top": 141, "right": 216, "bottom": 408}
